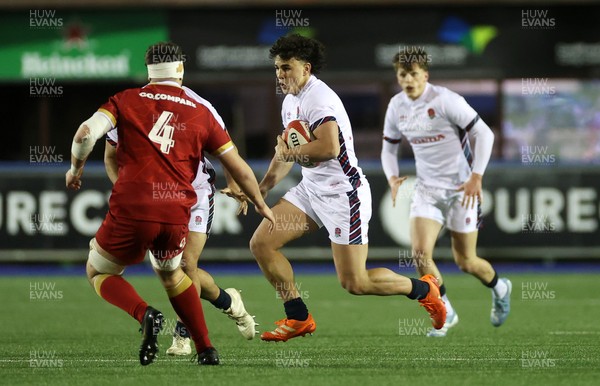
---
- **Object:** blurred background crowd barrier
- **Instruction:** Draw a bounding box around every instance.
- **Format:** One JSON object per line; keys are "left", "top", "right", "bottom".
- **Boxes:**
{"left": 1, "top": 1, "right": 598, "bottom": 262}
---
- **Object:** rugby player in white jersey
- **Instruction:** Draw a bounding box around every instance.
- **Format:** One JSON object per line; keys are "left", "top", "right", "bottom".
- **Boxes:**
{"left": 380, "top": 47, "right": 511, "bottom": 337}
{"left": 250, "top": 34, "right": 446, "bottom": 342}
{"left": 105, "top": 90, "right": 257, "bottom": 355}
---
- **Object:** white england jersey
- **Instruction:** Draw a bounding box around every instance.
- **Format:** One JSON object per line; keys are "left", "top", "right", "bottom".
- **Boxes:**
{"left": 106, "top": 83, "right": 217, "bottom": 192}
{"left": 281, "top": 75, "right": 365, "bottom": 193}
{"left": 383, "top": 83, "right": 480, "bottom": 190}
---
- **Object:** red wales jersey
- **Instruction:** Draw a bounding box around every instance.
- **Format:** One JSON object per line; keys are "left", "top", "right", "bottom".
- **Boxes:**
{"left": 98, "top": 81, "right": 233, "bottom": 224}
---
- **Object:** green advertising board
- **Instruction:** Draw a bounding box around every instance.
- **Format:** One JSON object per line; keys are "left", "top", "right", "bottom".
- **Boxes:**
{"left": 0, "top": 10, "right": 167, "bottom": 80}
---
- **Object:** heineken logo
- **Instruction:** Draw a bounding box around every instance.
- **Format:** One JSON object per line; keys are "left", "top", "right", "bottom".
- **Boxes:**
{"left": 21, "top": 52, "right": 130, "bottom": 77}
{"left": 1, "top": 11, "right": 168, "bottom": 80}
{"left": 21, "top": 20, "right": 131, "bottom": 78}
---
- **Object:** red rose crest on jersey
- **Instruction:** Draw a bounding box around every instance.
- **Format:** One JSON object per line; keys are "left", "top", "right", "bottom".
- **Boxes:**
{"left": 466, "top": 217, "right": 471, "bottom": 225}
{"left": 427, "top": 108, "right": 436, "bottom": 119}
{"left": 335, "top": 227, "right": 342, "bottom": 238}
{"left": 195, "top": 215, "right": 202, "bottom": 226}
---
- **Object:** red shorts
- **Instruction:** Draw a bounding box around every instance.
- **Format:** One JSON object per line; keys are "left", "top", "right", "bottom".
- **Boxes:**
{"left": 95, "top": 211, "right": 188, "bottom": 266}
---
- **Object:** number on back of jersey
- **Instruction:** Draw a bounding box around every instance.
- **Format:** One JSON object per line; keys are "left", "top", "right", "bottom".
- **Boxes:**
{"left": 149, "top": 111, "right": 175, "bottom": 154}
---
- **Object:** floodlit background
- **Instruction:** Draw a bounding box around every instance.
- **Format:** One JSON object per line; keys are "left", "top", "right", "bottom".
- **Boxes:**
{"left": 0, "top": 0, "right": 598, "bottom": 262}
{"left": 2, "top": 2, "right": 600, "bottom": 385}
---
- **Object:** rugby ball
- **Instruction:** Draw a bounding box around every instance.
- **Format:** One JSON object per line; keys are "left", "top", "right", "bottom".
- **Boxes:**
{"left": 283, "top": 120, "right": 319, "bottom": 168}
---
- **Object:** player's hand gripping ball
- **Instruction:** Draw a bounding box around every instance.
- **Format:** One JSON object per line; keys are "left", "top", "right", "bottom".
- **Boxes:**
{"left": 282, "top": 120, "right": 319, "bottom": 168}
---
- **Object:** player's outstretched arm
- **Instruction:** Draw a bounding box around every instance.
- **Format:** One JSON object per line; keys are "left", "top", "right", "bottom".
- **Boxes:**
{"left": 218, "top": 148, "right": 275, "bottom": 228}
{"left": 457, "top": 119, "right": 495, "bottom": 208}
{"left": 259, "top": 149, "right": 294, "bottom": 198}
{"left": 66, "top": 112, "right": 112, "bottom": 190}
{"left": 220, "top": 166, "right": 249, "bottom": 216}
{"left": 381, "top": 139, "right": 400, "bottom": 182}
{"left": 381, "top": 139, "right": 408, "bottom": 207}
{"left": 104, "top": 140, "right": 118, "bottom": 185}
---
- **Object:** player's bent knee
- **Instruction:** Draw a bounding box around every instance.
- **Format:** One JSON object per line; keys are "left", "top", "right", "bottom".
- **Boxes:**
{"left": 455, "top": 256, "right": 476, "bottom": 274}
{"left": 340, "top": 278, "right": 366, "bottom": 295}
{"left": 249, "top": 235, "right": 260, "bottom": 257}
{"left": 179, "top": 254, "right": 197, "bottom": 275}
{"left": 156, "top": 268, "right": 185, "bottom": 288}
{"left": 87, "top": 246, "right": 125, "bottom": 295}
{"left": 180, "top": 262, "right": 196, "bottom": 277}
{"left": 249, "top": 233, "right": 272, "bottom": 259}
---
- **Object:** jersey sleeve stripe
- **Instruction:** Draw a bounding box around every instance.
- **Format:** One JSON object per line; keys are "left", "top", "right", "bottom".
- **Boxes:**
{"left": 309, "top": 116, "right": 336, "bottom": 132}
{"left": 206, "top": 191, "right": 215, "bottom": 235}
{"left": 97, "top": 108, "right": 117, "bottom": 127}
{"left": 463, "top": 115, "right": 480, "bottom": 132}
{"left": 383, "top": 136, "right": 402, "bottom": 144}
{"left": 346, "top": 189, "right": 363, "bottom": 245}
{"left": 337, "top": 127, "right": 362, "bottom": 190}
{"left": 212, "top": 141, "right": 234, "bottom": 157}
{"left": 476, "top": 201, "right": 483, "bottom": 229}
{"left": 458, "top": 129, "right": 473, "bottom": 168}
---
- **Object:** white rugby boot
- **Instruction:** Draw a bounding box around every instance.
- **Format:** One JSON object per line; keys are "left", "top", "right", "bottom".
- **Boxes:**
{"left": 223, "top": 288, "right": 258, "bottom": 340}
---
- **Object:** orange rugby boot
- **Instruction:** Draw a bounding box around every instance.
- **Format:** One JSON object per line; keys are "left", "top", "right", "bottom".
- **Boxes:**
{"left": 274, "top": 318, "right": 286, "bottom": 326}
{"left": 417, "top": 274, "right": 447, "bottom": 330}
{"left": 261, "top": 314, "right": 316, "bottom": 342}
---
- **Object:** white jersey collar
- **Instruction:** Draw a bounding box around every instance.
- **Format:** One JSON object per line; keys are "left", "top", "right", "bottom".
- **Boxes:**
{"left": 403, "top": 82, "right": 431, "bottom": 104}
{"left": 297, "top": 75, "right": 318, "bottom": 98}
{"left": 144, "top": 80, "right": 182, "bottom": 88}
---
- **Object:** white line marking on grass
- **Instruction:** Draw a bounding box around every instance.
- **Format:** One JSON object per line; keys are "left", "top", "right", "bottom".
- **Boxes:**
{"left": 549, "top": 331, "right": 600, "bottom": 335}
{"left": 0, "top": 358, "right": 520, "bottom": 364}
{"left": 0, "top": 359, "right": 191, "bottom": 363}
{"left": 1, "top": 357, "right": 585, "bottom": 364}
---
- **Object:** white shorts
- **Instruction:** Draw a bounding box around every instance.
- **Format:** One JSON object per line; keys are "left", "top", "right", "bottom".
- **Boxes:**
{"left": 188, "top": 185, "right": 215, "bottom": 235}
{"left": 410, "top": 182, "right": 480, "bottom": 233}
{"left": 283, "top": 179, "right": 372, "bottom": 245}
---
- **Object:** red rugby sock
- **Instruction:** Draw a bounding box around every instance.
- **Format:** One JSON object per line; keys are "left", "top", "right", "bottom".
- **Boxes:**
{"left": 167, "top": 274, "right": 212, "bottom": 352}
{"left": 94, "top": 274, "right": 148, "bottom": 323}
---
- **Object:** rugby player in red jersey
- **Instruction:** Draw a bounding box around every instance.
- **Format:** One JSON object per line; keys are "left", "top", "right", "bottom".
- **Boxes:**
{"left": 66, "top": 42, "right": 274, "bottom": 366}
{"left": 105, "top": 127, "right": 258, "bottom": 355}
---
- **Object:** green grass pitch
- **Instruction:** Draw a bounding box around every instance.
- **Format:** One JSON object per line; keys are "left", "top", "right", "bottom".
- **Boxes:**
{"left": 1, "top": 271, "right": 598, "bottom": 385}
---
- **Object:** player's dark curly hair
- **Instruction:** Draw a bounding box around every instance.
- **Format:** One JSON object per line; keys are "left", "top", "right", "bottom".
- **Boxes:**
{"left": 145, "top": 42, "right": 186, "bottom": 65}
{"left": 269, "top": 34, "right": 326, "bottom": 74}
{"left": 393, "top": 47, "right": 430, "bottom": 72}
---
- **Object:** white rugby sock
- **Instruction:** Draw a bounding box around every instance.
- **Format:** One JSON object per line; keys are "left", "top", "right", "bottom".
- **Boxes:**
{"left": 441, "top": 294, "right": 455, "bottom": 315}
{"left": 492, "top": 279, "right": 508, "bottom": 298}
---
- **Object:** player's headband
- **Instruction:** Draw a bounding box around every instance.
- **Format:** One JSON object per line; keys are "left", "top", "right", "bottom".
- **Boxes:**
{"left": 147, "top": 61, "right": 184, "bottom": 79}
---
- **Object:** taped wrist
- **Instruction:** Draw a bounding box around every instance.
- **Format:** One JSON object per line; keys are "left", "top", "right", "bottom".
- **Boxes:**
{"left": 70, "top": 164, "right": 82, "bottom": 176}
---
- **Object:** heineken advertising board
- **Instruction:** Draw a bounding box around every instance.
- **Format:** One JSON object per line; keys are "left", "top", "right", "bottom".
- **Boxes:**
{"left": 0, "top": 10, "right": 167, "bottom": 80}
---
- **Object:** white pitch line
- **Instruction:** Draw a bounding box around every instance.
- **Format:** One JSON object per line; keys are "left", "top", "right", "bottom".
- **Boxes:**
{"left": 0, "top": 359, "right": 189, "bottom": 363}
{"left": 4, "top": 357, "right": 590, "bottom": 364}
{"left": 0, "top": 358, "right": 521, "bottom": 364}
{"left": 549, "top": 331, "right": 600, "bottom": 335}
